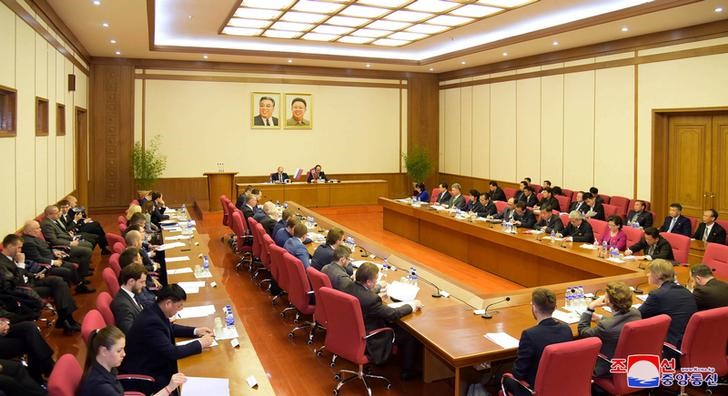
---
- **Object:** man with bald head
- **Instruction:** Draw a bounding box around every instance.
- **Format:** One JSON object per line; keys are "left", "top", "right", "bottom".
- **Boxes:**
{"left": 20, "top": 220, "right": 93, "bottom": 293}
{"left": 39, "top": 206, "right": 93, "bottom": 276}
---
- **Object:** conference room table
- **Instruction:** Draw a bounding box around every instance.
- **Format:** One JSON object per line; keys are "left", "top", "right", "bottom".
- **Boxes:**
{"left": 160, "top": 214, "right": 274, "bottom": 395}
{"left": 237, "top": 179, "right": 388, "bottom": 207}
{"left": 288, "top": 201, "right": 685, "bottom": 396}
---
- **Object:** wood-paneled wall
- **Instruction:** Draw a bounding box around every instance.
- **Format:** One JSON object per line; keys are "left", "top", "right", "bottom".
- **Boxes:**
{"left": 407, "top": 75, "right": 439, "bottom": 189}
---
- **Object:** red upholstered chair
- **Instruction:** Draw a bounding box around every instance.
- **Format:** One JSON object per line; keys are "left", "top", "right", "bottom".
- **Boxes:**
{"left": 499, "top": 337, "right": 602, "bottom": 396}
{"left": 494, "top": 201, "right": 508, "bottom": 214}
{"left": 307, "top": 267, "right": 332, "bottom": 345}
{"left": 597, "top": 194, "right": 610, "bottom": 204}
{"left": 593, "top": 314, "right": 671, "bottom": 395}
{"left": 230, "top": 210, "right": 253, "bottom": 270}
{"left": 81, "top": 309, "right": 106, "bottom": 345}
{"left": 588, "top": 219, "right": 608, "bottom": 243}
{"left": 269, "top": 244, "right": 289, "bottom": 305}
{"left": 609, "top": 196, "right": 630, "bottom": 218}
{"left": 429, "top": 188, "right": 442, "bottom": 204}
{"left": 503, "top": 187, "right": 518, "bottom": 200}
{"left": 555, "top": 195, "right": 570, "bottom": 213}
{"left": 48, "top": 354, "right": 151, "bottom": 396}
{"left": 643, "top": 200, "right": 651, "bottom": 210}
{"left": 559, "top": 213, "right": 570, "bottom": 228}
{"left": 317, "top": 287, "right": 393, "bottom": 395}
{"left": 220, "top": 195, "right": 230, "bottom": 226}
{"left": 530, "top": 184, "right": 542, "bottom": 194}
{"left": 686, "top": 216, "right": 698, "bottom": 235}
{"left": 112, "top": 242, "right": 125, "bottom": 255}
{"left": 117, "top": 215, "right": 127, "bottom": 225}
{"left": 560, "top": 188, "right": 574, "bottom": 201}
{"left": 282, "top": 252, "right": 315, "bottom": 338}
{"left": 119, "top": 222, "right": 127, "bottom": 233}
{"left": 702, "top": 242, "right": 728, "bottom": 279}
{"left": 623, "top": 226, "right": 644, "bottom": 250}
{"left": 602, "top": 203, "right": 618, "bottom": 219}
{"left": 109, "top": 253, "right": 121, "bottom": 277}
{"left": 103, "top": 267, "right": 120, "bottom": 297}
{"left": 106, "top": 232, "right": 125, "bottom": 251}
{"left": 717, "top": 219, "right": 728, "bottom": 237}
{"left": 258, "top": 233, "right": 276, "bottom": 291}
{"left": 663, "top": 307, "right": 728, "bottom": 395}
{"left": 95, "top": 292, "right": 115, "bottom": 326}
{"left": 659, "top": 232, "right": 690, "bottom": 264}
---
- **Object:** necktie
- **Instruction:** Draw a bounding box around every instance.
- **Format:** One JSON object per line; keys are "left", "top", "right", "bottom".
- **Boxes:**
{"left": 703, "top": 226, "right": 710, "bottom": 242}
{"left": 668, "top": 217, "right": 677, "bottom": 232}
{"left": 56, "top": 219, "right": 66, "bottom": 231}
{"left": 279, "top": 173, "right": 282, "bottom": 181}
{"left": 631, "top": 213, "right": 639, "bottom": 223}
{"left": 133, "top": 295, "right": 143, "bottom": 311}
{"left": 648, "top": 244, "right": 656, "bottom": 256}
{"left": 265, "top": 119, "right": 269, "bottom": 126}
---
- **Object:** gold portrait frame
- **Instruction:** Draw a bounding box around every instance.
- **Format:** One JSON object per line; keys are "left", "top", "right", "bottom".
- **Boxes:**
{"left": 251, "top": 92, "right": 281, "bottom": 129}
{"left": 284, "top": 93, "right": 313, "bottom": 130}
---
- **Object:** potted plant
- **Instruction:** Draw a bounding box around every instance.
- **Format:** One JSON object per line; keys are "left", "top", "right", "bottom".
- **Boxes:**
{"left": 402, "top": 145, "right": 433, "bottom": 185}
{"left": 132, "top": 135, "right": 167, "bottom": 197}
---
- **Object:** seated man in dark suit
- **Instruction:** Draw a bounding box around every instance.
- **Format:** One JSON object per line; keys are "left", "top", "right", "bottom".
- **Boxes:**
{"left": 693, "top": 209, "right": 726, "bottom": 245}
{"left": 240, "top": 194, "right": 257, "bottom": 225}
{"left": 39, "top": 205, "right": 93, "bottom": 277}
{"left": 658, "top": 203, "right": 692, "bottom": 237}
{"left": 534, "top": 205, "right": 563, "bottom": 234}
{"left": 306, "top": 164, "right": 327, "bottom": 183}
{"left": 626, "top": 200, "right": 653, "bottom": 228}
{"left": 689, "top": 263, "right": 728, "bottom": 310}
{"left": 517, "top": 186, "right": 538, "bottom": 208}
{"left": 270, "top": 166, "right": 289, "bottom": 183}
{"left": 342, "top": 263, "right": 423, "bottom": 380}
{"left": 562, "top": 211, "right": 594, "bottom": 242}
{"left": 569, "top": 191, "right": 586, "bottom": 213}
{"left": 536, "top": 188, "right": 560, "bottom": 212}
{"left": 0, "top": 358, "right": 47, "bottom": 396}
{"left": 473, "top": 192, "right": 497, "bottom": 217}
{"left": 488, "top": 181, "right": 506, "bottom": 202}
{"left": 64, "top": 195, "right": 111, "bottom": 254}
{"left": 435, "top": 183, "right": 451, "bottom": 205}
{"left": 111, "top": 263, "right": 148, "bottom": 334}
{"left": 514, "top": 180, "right": 529, "bottom": 202}
{"left": 503, "top": 288, "right": 573, "bottom": 395}
{"left": 149, "top": 192, "right": 170, "bottom": 227}
{"left": 272, "top": 209, "right": 293, "bottom": 239}
{"left": 1, "top": 234, "right": 80, "bottom": 334}
{"left": 447, "top": 183, "right": 467, "bottom": 210}
{"left": 0, "top": 317, "right": 55, "bottom": 384}
{"left": 284, "top": 223, "right": 311, "bottom": 269}
{"left": 311, "top": 228, "right": 344, "bottom": 271}
{"left": 57, "top": 199, "right": 99, "bottom": 251}
{"left": 21, "top": 220, "right": 91, "bottom": 293}
{"left": 639, "top": 259, "right": 696, "bottom": 353}
{"left": 274, "top": 217, "right": 297, "bottom": 247}
{"left": 512, "top": 202, "right": 536, "bottom": 229}
{"left": 582, "top": 192, "right": 605, "bottom": 220}
{"left": 120, "top": 285, "right": 214, "bottom": 394}
{"left": 255, "top": 202, "right": 279, "bottom": 236}
{"left": 492, "top": 198, "right": 516, "bottom": 222}
{"left": 321, "top": 246, "right": 354, "bottom": 290}
{"left": 625, "top": 227, "right": 674, "bottom": 261}
{"left": 578, "top": 282, "right": 641, "bottom": 377}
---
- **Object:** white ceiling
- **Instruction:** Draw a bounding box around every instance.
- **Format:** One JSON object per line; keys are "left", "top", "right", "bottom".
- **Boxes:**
{"left": 48, "top": 0, "right": 728, "bottom": 73}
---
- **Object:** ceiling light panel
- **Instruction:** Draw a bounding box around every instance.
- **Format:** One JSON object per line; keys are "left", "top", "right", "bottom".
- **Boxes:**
{"left": 351, "top": 28, "right": 391, "bottom": 38}
{"left": 313, "top": 25, "right": 354, "bottom": 35}
{"left": 373, "top": 38, "right": 411, "bottom": 47}
{"left": 477, "top": 0, "right": 535, "bottom": 7}
{"left": 280, "top": 11, "right": 328, "bottom": 23}
{"left": 263, "top": 30, "right": 303, "bottom": 39}
{"left": 222, "top": 26, "right": 264, "bottom": 36}
{"left": 293, "top": 0, "right": 345, "bottom": 14}
{"left": 427, "top": 15, "right": 473, "bottom": 26}
{"left": 271, "top": 21, "right": 314, "bottom": 31}
{"left": 337, "top": 36, "right": 375, "bottom": 44}
{"left": 366, "top": 20, "right": 412, "bottom": 31}
{"left": 388, "top": 31, "right": 428, "bottom": 41}
{"left": 302, "top": 32, "right": 340, "bottom": 41}
{"left": 405, "top": 23, "right": 450, "bottom": 34}
{"left": 326, "top": 16, "right": 371, "bottom": 27}
{"left": 407, "top": 0, "right": 459, "bottom": 13}
{"left": 228, "top": 18, "right": 272, "bottom": 29}
{"left": 358, "top": 0, "right": 410, "bottom": 7}
{"left": 234, "top": 8, "right": 281, "bottom": 20}
{"left": 450, "top": 4, "right": 502, "bottom": 18}
{"left": 340, "top": 5, "right": 390, "bottom": 18}
{"left": 385, "top": 10, "right": 433, "bottom": 22}
{"left": 241, "top": 0, "right": 293, "bottom": 10}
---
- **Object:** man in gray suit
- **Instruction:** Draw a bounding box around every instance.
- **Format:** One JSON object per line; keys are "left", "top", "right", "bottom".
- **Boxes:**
{"left": 111, "top": 263, "right": 148, "bottom": 334}
{"left": 39, "top": 205, "right": 93, "bottom": 276}
{"left": 578, "top": 281, "right": 641, "bottom": 377}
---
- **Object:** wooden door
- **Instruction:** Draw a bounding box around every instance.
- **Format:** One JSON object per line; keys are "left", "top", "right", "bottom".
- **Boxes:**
{"left": 712, "top": 116, "right": 728, "bottom": 219}
{"left": 667, "top": 115, "right": 712, "bottom": 219}
{"left": 75, "top": 107, "right": 88, "bottom": 205}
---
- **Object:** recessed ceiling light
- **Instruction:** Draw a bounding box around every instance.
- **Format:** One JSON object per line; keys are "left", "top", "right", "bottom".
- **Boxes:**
{"left": 101, "top": 22, "right": 109, "bottom": 28}
{"left": 385, "top": 10, "right": 433, "bottom": 22}
{"left": 427, "top": 15, "right": 473, "bottom": 26}
{"left": 406, "top": 23, "right": 449, "bottom": 34}
{"left": 502, "top": 52, "right": 508, "bottom": 56}
{"left": 109, "top": 39, "right": 116, "bottom": 44}
{"left": 302, "top": 32, "right": 340, "bottom": 42}
{"left": 351, "top": 28, "right": 391, "bottom": 38}
{"left": 280, "top": 11, "right": 328, "bottom": 24}
{"left": 263, "top": 30, "right": 303, "bottom": 39}
{"left": 715, "top": 7, "right": 724, "bottom": 12}
{"left": 461, "top": 60, "right": 466, "bottom": 65}
{"left": 388, "top": 31, "right": 428, "bottom": 41}
{"left": 365, "top": 63, "right": 371, "bottom": 68}
{"left": 552, "top": 40, "right": 559, "bottom": 46}
{"left": 451, "top": 4, "right": 502, "bottom": 18}
{"left": 222, "top": 26, "right": 264, "bottom": 36}
{"left": 187, "top": 15, "right": 193, "bottom": 20}
{"left": 340, "top": 5, "right": 389, "bottom": 18}
{"left": 115, "top": 50, "right": 121, "bottom": 55}
{"left": 241, "top": 0, "right": 294, "bottom": 10}
{"left": 203, "top": 55, "right": 208, "bottom": 59}
{"left": 234, "top": 8, "right": 281, "bottom": 20}
{"left": 429, "top": 67, "right": 434, "bottom": 71}
{"left": 326, "top": 16, "right": 371, "bottom": 27}
{"left": 293, "top": 0, "right": 344, "bottom": 14}
{"left": 407, "top": 0, "right": 458, "bottom": 13}
{"left": 92, "top": 0, "right": 101, "bottom": 5}
{"left": 366, "top": 20, "right": 412, "bottom": 31}
{"left": 621, "top": 26, "right": 629, "bottom": 32}
{"left": 287, "top": 59, "right": 292, "bottom": 63}
{"left": 228, "top": 18, "right": 272, "bottom": 29}
{"left": 337, "top": 36, "right": 374, "bottom": 44}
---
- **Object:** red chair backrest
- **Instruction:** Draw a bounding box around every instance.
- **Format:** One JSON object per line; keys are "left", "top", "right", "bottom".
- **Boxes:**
{"left": 530, "top": 184, "right": 542, "bottom": 194}
{"left": 256, "top": 224, "right": 271, "bottom": 269}
{"left": 716, "top": 219, "right": 728, "bottom": 237}
{"left": 230, "top": 210, "right": 251, "bottom": 253}
{"left": 109, "top": 253, "right": 121, "bottom": 277}
{"left": 269, "top": 245, "right": 289, "bottom": 290}
{"left": 601, "top": 314, "right": 671, "bottom": 395}
{"left": 47, "top": 354, "right": 83, "bottom": 396}
{"left": 495, "top": 201, "right": 507, "bottom": 214}
{"left": 117, "top": 215, "right": 127, "bottom": 225}
{"left": 429, "top": 188, "right": 442, "bottom": 204}
{"left": 702, "top": 243, "right": 728, "bottom": 279}
{"left": 588, "top": 219, "right": 608, "bottom": 243}
{"left": 261, "top": 234, "right": 275, "bottom": 271}
{"left": 283, "top": 252, "right": 315, "bottom": 315}
{"left": 318, "top": 287, "right": 368, "bottom": 365}
{"left": 602, "top": 203, "right": 618, "bottom": 219}
{"left": 597, "top": 194, "right": 610, "bottom": 204}
{"left": 559, "top": 213, "right": 570, "bottom": 228}
{"left": 307, "top": 267, "right": 332, "bottom": 326}
{"left": 503, "top": 187, "right": 518, "bottom": 200}
{"left": 560, "top": 188, "right": 574, "bottom": 201}
{"left": 609, "top": 196, "right": 630, "bottom": 217}
{"left": 248, "top": 218, "right": 262, "bottom": 258}
{"left": 105, "top": 232, "right": 125, "bottom": 251}
{"left": 555, "top": 195, "right": 570, "bottom": 213}
{"left": 81, "top": 309, "right": 107, "bottom": 345}
{"left": 112, "top": 242, "right": 125, "bottom": 255}
{"left": 96, "top": 292, "right": 115, "bottom": 326}
{"left": 532, "top": 337, "right": 602, "bottom": 396}
{"left": 119, "top": 222, "right": 127, "bottom": 233}
{"left": 220, "top": 195, "right": 230, "bottom": 227}
{"left": 102, "top": 268, "right": 120, "bottom": 297}
{"left": 686, "top": 216, "right": 698, "bottom": 234}
{"left": 623, "top": 226, "right": 644, "bottom": 249}
{"left": 659, "top": 232, "right": 690, "bottom": 263}
{"left": 679, "top": 306, "right": 728, "bottom": 376}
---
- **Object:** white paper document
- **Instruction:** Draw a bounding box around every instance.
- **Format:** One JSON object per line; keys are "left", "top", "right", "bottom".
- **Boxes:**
{"left": 579, "top": 244, "right": 598, "bottom": 250}
{"left": 176, "top": 338, "right": 218, "bottom": 347}
{"left": 551, "top": 309, "right": 581, "bottom": 324}
{"left": 603, "top": 304, "right": 641, "bottom": 313}
{"left": 164, "top": 235, "right": 194, "bottom": 241}
{"left": 607, "top": 257, "right": 625, "bottom": 264}
{"left": 166, "top": 256, "right": 191, "bottom": 263}
{"left": 214, "top": 326, "right": 239, "bottom": 340}
{"left": 178, "top": 281, "right": 205, "bottom": 288}
{"left": 167, "top": 267, "right": 193, "bottom": 274}
{"left": 181, "top": 377, "right": 229, "bottom": 396}
{"left": 157, "top": 242, "right": 186, "bottom": 251}
{"left": 635, "top": 294, "right": 649, "bottom": 302}
{"left": 159, "top": 219, "right": 178, "bottom": 225}
{"left": 177, "top": 304, "right": 216, "bottom": 319}
{"left": 194, "top": 269, "right": 213, "bottom": 279}
{"left": 387, "top": 281, "right": 419, "bottom": 302}
{"left": 484, "top": 332, "right": 520, "bottom": 349}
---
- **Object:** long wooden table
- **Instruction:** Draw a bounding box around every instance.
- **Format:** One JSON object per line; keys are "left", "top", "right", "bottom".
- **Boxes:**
{"left": 237, "top": 179, "right": 388, "bottom": 207}
{"left": 288, "top": 201, "right": 680, "bottom": 396}
{"left": 160, "top": 214, "right": 274, "bottom": 395}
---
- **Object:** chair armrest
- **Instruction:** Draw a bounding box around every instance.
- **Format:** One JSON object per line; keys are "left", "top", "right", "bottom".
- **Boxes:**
{"left": 117, "top": 374, "right": 155, "bottom": 382}
{"left": 123, "top": 392, "right": 146, "bottom": 396}
{"left": 663, "top": 342, "right": 683, "bottom": 355}
{"left": 597, "top": 353, "right": 611, "bottom": 364}
{"left": 500, "top": 373, "right": 534, "bottom": 395}
{"left": 364, "top": 327, "right": 395, "bottom": 342}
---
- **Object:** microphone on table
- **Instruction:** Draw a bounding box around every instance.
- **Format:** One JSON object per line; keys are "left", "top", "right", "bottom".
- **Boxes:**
{"left": 416, "top": 275, "right": 445, "bottom": 298}
{"left": 632, "top": 282, "right": 648, "bottom": 294}
{"left": 481, "top": 297, "right": 511, "bottom": 319}
{"left": 358, "top": 245, "right": 370, "bottom": 258}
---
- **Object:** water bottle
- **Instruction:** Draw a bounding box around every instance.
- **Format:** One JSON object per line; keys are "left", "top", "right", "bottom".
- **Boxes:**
{"left": 601, "top": 240, "right": 608, "bottom": 258}
{"left": 577, "top": 286, "right": 585, "bottom": 309}
{"left": 224, "top": 304, "right": 234, "bottom": 327}
{"left": 203, "top": 255, "right": 209, "bottom": 272}
{"left": 565, "top": 288, "right": 573, "bottom": 308}
{"left": 550, "top": 229, "right": 556, "bottom": 243}
{"left": 410, "top": 267, "right": 418, "bottom": 286}
{"left": 283, "top": 202, "right": 288, "bottom": 209}
{"left": 610, "top": 247, "right": 619, "bottom": 259}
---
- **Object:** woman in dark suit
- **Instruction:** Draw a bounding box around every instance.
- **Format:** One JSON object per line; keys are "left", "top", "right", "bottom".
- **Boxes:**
{"left": 149, "top": 192, "right": 169, "bottom": 226}
{"left": 413, "top": 183, "right": 429, "bottom": 202}
{"left": 78, "top": 325, "right": 186, "bottom": 396}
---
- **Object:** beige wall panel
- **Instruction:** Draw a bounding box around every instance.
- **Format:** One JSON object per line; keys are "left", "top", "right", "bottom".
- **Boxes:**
{"left": 516, "top": 77, "right": 541, "bottom": 182}
{"left": 35, "top": 34, "right": 47, "bottom": 99}
{"left": 489, "top": 81, "right": 517, "bottom": 182}
{"left": 442, "top": 88, "right": 461, "bottom": 174}
{"left": 563, "top": 71, "right": 595, "bottom": 190}
{"left": 0, "top": 139, "right": 16, "bottom": 233}
{"left": 56, "top": 136, "right": 65, "bottom": 200}
{"left": 594, "top": 66, "right": 634, "bottom": 198}
{"left": 0, "top": 6, "right": 15, "bottom": 88}
{"left": 540, "top": 74, "right": 564, "bottom": 186}
{"left": 471, "top": 84, "right": 491, "bottom": 179}
{"left": 55, "top": 49, "right": 64, "bottom": 105}
{"left": 46, "top": 45, "right": 57, "bottom": 200}
{"left": 15, "top": 20, "right": 36, "bottom": 225}
{"left": 35, "top": 138, "right": 48, "bottom": 213}
{"left": 400, "top": 88, "right": 407, "bottom": 171}
{"left": 638, "top": 37, "right": 728, "bottom": 56}
{"left": 460, "top": 86, "right": 473, "bottom": 175}
{"left": 64, "top": 59, "right": 74, "bottom": 193}
{"left": 134, "top": 79, "right": 143, "bottom": 143}
{"left": 438, "top": 92, "right": 445, "bottom": 169}
{"left": 143, "top": 79, "right": 402, "bottom": 177}
{"left": 74, "top": 68, "right": 87, "bottom": 109}
{"left": 637, "top": 53, "right": 728, "bottom": 199}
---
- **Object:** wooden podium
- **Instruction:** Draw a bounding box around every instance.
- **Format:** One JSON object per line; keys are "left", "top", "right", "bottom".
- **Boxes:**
{"left": 204, "top": 172, "right": 238, "bottom": 211}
